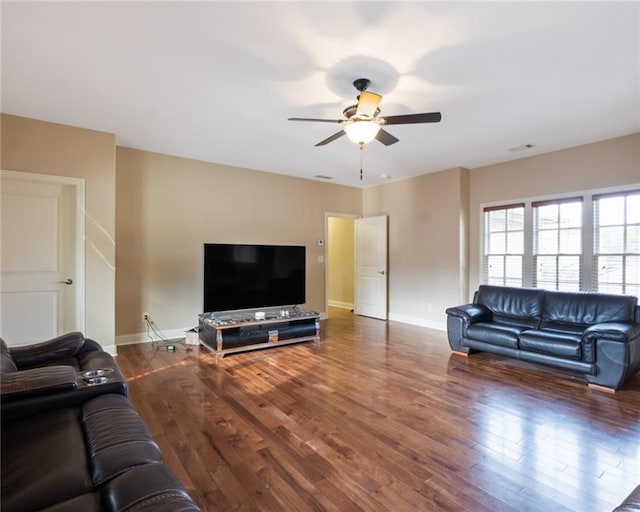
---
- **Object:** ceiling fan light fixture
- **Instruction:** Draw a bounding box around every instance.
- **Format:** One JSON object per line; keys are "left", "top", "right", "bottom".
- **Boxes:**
{"left": 344, "top": 121, "right": 380, "bottom": 145}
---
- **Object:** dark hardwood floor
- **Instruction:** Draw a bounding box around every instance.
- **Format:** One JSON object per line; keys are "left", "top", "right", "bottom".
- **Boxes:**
{"left": 116, "top": 308, "right": 640, "bottom": 511}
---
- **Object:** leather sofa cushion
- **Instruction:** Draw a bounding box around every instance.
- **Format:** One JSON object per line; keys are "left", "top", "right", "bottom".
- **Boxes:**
{"left": 38, "top": 493, "right": 102, "bottom": 512}
{"left": 2, "top": 408, "right": 94, "bottom": 511}
{"left": 519, "top": 330, "right": 582, "bottom": 360}
{"left": 476, "top": 285, "right": 544, "bottom": 329}
{"left": 542, "top": 290, "right": 637, "bottom": 327}
{"left": 536, "top": 321, "right": 586, "bottom": 335}
{"left": 21, "top": 350, "right": 124, "bottom": 373}
{"left": 10, "top": 332, "right": 86, "bottom": 368}
{"left": 83, "top": 394, "right": 163, "bottom": 485}
{"left": 37, "top": 465, "right": 201, "bottom": 512}
{"left": 466, "top": 322, "right": 525, "bottom": 348}
{"left": 26, "top": 355, "right": 82, "bottom": 370}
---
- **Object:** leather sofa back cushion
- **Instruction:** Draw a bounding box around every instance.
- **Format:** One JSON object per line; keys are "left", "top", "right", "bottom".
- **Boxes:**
{"left": 10, "top": 331, "right": 85, "bottom": 369}
{"left": 476, "top": 285, "right": 544, "bottom": 328}
{"left": 542, "top": 291, "right": 637, "bottom": 327}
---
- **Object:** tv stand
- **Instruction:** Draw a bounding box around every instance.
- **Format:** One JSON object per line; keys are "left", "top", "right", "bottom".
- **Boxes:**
{"left": 198, "top": 306, "right": 320, "bottom": 360}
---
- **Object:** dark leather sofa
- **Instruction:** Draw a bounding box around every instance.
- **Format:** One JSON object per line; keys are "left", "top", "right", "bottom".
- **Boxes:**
{"left": 1, "top": 332, "right": 128, "bottom": 422}
{"left": 1, "top": 333, "right": 200, "bottom": 511}
{"left": 615, "top": 485, "right": 640, "bottom": 511}
{"left": 446, "top": 285, "right": 640, "bottom": 391}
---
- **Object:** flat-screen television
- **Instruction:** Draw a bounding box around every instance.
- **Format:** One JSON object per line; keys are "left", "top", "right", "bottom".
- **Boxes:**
{"left": 203, "top": 243, "right": 306, "bottom": 312}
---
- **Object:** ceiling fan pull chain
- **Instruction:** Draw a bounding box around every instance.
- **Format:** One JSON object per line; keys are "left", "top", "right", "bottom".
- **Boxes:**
{"left": 359, "top": 143, "right": 364, "bottom": 180}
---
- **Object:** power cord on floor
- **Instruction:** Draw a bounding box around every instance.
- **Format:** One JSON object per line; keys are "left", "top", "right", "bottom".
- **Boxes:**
{"left": 144, "top": 314, "right": 193, "bottom": 352}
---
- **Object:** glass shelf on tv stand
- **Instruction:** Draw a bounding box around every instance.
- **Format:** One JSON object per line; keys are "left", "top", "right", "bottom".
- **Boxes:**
{"left": 202, "top": 305, "right": 315, "bottom": 328}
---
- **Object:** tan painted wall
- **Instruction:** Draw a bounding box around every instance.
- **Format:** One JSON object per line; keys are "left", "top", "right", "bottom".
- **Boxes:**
{"left": 1, "top": 114, "right": 117, "bottom": 348}
{"left": 469, "top": 134, "right": 640, "bottom": 295}
{"left": 3, "top": 114, "right": 635, "bottom": 343}
{"left": 115, "top": 147, "right": 361, "bottom": 338}
{"left": 363, "top": 167, "right": 470, "bottom": 329}
{"left": 327, "top": 217, "right": 355, "bottom": 306}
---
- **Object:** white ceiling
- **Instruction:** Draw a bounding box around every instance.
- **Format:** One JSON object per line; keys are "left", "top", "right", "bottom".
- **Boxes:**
{"left": 2, "top": 1, "right": 639, "bottom": 188}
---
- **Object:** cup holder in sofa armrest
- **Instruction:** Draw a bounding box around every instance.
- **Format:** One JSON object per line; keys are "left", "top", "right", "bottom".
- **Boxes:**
{"left": 81, "top": 368, "right": 114, "bottom": 378}
{"left": 0, "top": 365, "right": 77, "bottom": 400}
{"left": 80, "top": 368, "right": 115, "bottom": 386}
{"left": 85, "top": 376, "right": 108, "bottom": 385}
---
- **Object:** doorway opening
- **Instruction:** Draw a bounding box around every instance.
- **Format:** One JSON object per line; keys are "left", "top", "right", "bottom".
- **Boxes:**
{"left": 325, "top": 213, "right": 357, "bottom": 318}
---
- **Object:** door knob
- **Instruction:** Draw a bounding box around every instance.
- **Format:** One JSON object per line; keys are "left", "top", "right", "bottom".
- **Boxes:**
{"left": 378, "top": 271, "right": 385, "bottom": 275}
{"left": 60, "top": 278, "right": 73, "bottom": 285}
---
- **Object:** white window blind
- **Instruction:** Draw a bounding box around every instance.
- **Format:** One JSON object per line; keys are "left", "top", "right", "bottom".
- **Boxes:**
{"left": 593, "top": 190, "right": 640, "bottom": 296}
{"left": 532, "top": 198, "right": 583, "bottom": 291}
{"left": 483, "top": 204, "right": 524, "bottom": 287}
{"left": 481, "top": 187, "right": 639, "bottom": 296}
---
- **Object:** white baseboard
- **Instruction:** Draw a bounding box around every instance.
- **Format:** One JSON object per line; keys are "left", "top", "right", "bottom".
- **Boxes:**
{"left": 113, "top": 313, "right": 440, "bottom": 350}
{"left": 328, "top": 300, "right": 354, "bottom": 310}
{"left": 103, "top": 344, "right": 118, "bottom": 356}
{"left": 115, "top": 310, "right": 331, "bottom": 348}
{"left": 116, "top": 327, "right": 190, "bottom": 347}
{"left": 388, "top": 313, "right": 447, "bottom": 331}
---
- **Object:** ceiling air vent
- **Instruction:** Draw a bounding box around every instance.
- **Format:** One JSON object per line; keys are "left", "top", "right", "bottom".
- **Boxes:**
{"left": 314, "top": 175, "right": 334, "bottom": 180}
{"left": 508, "top": 144, "right": 536, "bottom": 153}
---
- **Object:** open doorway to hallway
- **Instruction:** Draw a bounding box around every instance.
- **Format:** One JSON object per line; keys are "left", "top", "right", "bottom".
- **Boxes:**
{"left": 325, "top": 214, "right": 356, "bottom": 318}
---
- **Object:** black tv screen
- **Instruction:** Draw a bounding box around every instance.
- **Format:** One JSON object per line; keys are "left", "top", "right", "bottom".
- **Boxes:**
{"left": 203, "top": 243, "right": 306, "bottom": 312}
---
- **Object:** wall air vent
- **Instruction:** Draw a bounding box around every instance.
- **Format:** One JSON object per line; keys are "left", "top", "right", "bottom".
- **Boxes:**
{"left": 314, "top": 175, "right": 334, "bottom": 180}
{"left": 509, "top": 144, "right": 536, "bottom": 152}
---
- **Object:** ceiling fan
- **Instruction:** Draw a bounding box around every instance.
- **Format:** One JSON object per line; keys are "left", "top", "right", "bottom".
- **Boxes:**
{"left": 288, "top": 78, "right": 442, "bottom": 147}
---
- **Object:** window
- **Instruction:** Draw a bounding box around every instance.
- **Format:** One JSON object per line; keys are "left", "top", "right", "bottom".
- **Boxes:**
{"left": 483, "top": 204, "right": 524, "bottom": 287}
{"left": 481, "top": 188, "right": 639, "bottom": 295}
{"left": 533, "top": 198, "right": 582, "bottom": 291}
{"left": 593, "top": 191, "right": 640, "bottom": 296}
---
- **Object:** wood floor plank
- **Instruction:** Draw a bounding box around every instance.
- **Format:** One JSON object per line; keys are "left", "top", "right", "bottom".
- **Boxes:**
{"left": 116, "top": 308, "right": 640, "bottom": 511}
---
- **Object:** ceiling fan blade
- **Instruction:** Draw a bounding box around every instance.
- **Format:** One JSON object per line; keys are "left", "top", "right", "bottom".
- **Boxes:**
{"left": 288, "top": 117, "right": 343, "bottom": 123}
{"left": 375, "top": 129, "right": 399, "bottom": 146}
{"left": 380, "top": 112, "right": 442, "bottom": 125}
{"left": 315, "top": 130, "right": 345, "bottom": 146}
{"left": 356, "top": 91, "right": 382, "bottom": 118}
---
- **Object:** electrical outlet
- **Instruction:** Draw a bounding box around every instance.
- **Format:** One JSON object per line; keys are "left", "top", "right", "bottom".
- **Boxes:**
{"left": 142, "top": 312, "right": 149, "bottom": 322}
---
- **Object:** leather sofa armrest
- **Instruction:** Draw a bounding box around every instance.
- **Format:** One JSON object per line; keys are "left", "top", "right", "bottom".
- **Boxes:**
{"left": 10, "top": 332, "right": 86, "bottom": 367}
{"left": 1, "top": 365, "right": 77, "bottom": 400}
{"left": 104, "top": 463, "right": 201, "bottom": 511}
{"left": 614, "top": 485, "right": 640, "bottom": 511}
{"left": 445, "top": 304, "right": 492, "bottom": 325}
{"left": 583, "top": 322, "right": 640, "bottom": 343}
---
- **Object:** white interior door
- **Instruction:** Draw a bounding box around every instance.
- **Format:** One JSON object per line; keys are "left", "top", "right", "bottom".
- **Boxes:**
{"left": 354, "top": 215, "right": 388, "bottom": 320}
{"left": 1, "top": 173, "right": 81, "bottom": 345}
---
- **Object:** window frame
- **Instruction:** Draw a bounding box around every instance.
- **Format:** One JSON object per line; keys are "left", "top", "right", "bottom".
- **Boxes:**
{"left": 482, "top": 203, "right": 525, "bottom": 287}
{"left": 592, "top": 190, "right": 640, "bottom": 295}
{"left": 532, "top": 197, "right": 584, "bottom": 291}
{"left": 479, "top": 184, "right": 639, "bottom": 294}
